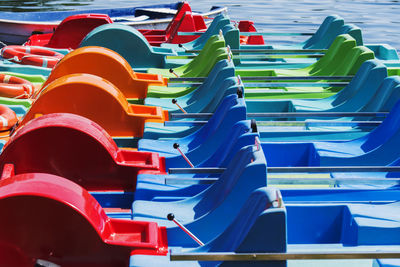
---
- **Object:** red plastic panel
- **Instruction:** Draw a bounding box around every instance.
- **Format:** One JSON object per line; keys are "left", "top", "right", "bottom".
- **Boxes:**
{"left": 238, "top": 20, "right": 265, "bottom": 45}
{"left": 1, "top": 113, "right": 166, "bottom": 191}
{"left": 27, "top": 14, "right": 113, "bottom": 49}
{"left": 0, "top": 172, "right": 168, "bottom": 266}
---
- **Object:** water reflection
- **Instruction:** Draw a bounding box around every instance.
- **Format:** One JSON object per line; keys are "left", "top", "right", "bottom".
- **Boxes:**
{"left": 0, "top": 0, "right": 94, "bottom": 12}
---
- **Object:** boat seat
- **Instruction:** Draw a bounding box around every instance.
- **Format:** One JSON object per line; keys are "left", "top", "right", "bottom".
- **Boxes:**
{"left": 19, "top": 73, "right": 169, "bottom": 137}
{"left": 132, "top": 145, "right": 267, "bottom": 225}
{"left": 140, "top": 93, "right": 246, "bottom": 152}
{"left": 130, "top": 187, "right": 286, "bottom": 267}
{"left": 135, "top": 121, "right": 258, "bottom": 200}
{"left": 80, "top": 23, "right": 178, "bottom": 68}
{"left": 0, "top": 113, "right": 166, "bottom": 190}
{"left": 27, "top": 14, "right": 113, "bottom": 49}
{"left": 148, "top": 34, "right": 228, "bottom": 77}
{"left": 42, "top": 46, "right": 167, "bottom": 99}
{"left": 0, "top": 172, "right": 168, "bottom": 266}
{"left": 145, "top": 58, "right": 235, "bottom": 99}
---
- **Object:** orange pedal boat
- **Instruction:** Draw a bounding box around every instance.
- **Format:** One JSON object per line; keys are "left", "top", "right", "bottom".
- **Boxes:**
{"left": 41, "top": 46, "right": 168, "bottom": 99}
{"left": 20, "top": 73, "right": 169, "bottom": 137}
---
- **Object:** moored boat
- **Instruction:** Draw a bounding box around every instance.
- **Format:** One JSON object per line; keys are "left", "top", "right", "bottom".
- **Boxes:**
{"left": 0, "top": 2, "right": 227, "bottom": 45}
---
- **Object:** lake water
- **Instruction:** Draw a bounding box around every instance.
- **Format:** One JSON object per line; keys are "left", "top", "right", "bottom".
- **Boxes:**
{"left": 1, "top": 0, "right": 399, "bottom": 50}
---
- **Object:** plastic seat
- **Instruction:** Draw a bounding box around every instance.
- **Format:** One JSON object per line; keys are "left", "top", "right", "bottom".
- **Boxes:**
{"left": 161, "top": 13, "right": 231, "bottom": 51}
{"left": 132, "top": 145, "right": 267, "bottom": 224}
{"left": 139, "top": 2, "right": 207, "bottom": 46}
{"left": 142, "top": 89, "right": 246, "bottom": 140}
{"left": 260, "top": 98, "right": 400, "bottom": 167}
{"left": 139, "top": 93, "right": 246, "bottom": 152}
{"left": 145, "top": 59, "right": 235, "bottom": 99}
{"left": 302, "top": 76, "right": 400, "bottom": 131}
{"left": 0, "top": 113, "right": 166, "bottom": 191}
{"left": 238, "top": 35, "right": 375, "bottom": 99}
{"left": 26, "top": 14, "right": 113, "bottom": 49}
{"left": 244, "top": 59, "right": 387, "bottom": 113}
{"left": 130, "top": 187, "right": 286, "bottom": 267}
{"left": 146, "top": 119, "right": 254, "bottom": 170}
{"left": 80, "top": 23, "right": 178, "bottom": 68}
{"left": 0, "top": 172, "right": 168, "bottom": 266}
{"left": 254, "top": 77, "right": 400, "bottom": 142}
{"left": 41, "top": 46, "right": 168, "bottom": 99}
{"left": 135, "top": 121, "right": 258, "bottom": 201}
{"left": 18, "top": 73, "right": 169, "bottom": 137}
{"left": 147, "top": 34, "right": 228, "bottom": 77}
{"left": 146, "top": 75, "right": 238, "bottom": 115}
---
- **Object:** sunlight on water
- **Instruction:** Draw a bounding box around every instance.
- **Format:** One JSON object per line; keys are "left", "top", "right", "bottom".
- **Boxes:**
{"left": 0, "top": 0, "right": 399, "bottom": 50}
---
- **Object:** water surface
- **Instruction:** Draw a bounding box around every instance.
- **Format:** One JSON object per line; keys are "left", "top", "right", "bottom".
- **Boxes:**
{"left": 0, "top": 0, "right": 399, "bottom": 50}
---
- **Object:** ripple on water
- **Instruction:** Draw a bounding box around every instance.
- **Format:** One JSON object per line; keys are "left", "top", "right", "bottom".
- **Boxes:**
{"left": 0, "top": 0, "right": 399, "bottom": 50}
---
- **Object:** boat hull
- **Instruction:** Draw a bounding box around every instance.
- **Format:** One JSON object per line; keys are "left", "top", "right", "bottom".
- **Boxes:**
{"left": 0, "top": 5, "right": 226, "bottom": 44}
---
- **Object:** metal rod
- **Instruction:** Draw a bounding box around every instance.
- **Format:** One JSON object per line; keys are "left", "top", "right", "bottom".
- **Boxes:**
{"left": 255, "top": 136, "right": 261, "bottom": 151}
{"left": 165, "top": 177, "right": 400, "bottom": 185}
{"left": 268, "top": 166, "right": 400, "bottom": 173}
{"left": 178, "top": 32, "right": 314, "bottom": 36}
{"left": 164, "top": 120, "right": 382, "bottom": 127}
{"left": 170, "top": 113, "right": 213, "bottom": 119}
{"left": 256, "top": 121, "right": 381, "bottom": 127}
{"left": 171, "top": 99, "right": 187, "bottom": 113}
{"left": 168, "top": 76, "right": 354, "bottom": 82}
{"left": 268, "top": 177, "right": 400, "bottom": 185}
{"left": 227, "top": 45, "right": 232, "bottom": 62}
{"left": 241, "top": 32, "right": 315, "bottom": 36}
{"left": 173, "top": 143, "right": 194, "bottom": 168}
{"left": 164, "top": 121, "right": 208, "bottom": 126}
{"left": 167, "top": 54, "right": 324, "bottom": 59}
{"left": 167, "top": 82, "right": 348, "bottom": 87}
{"left": 246, "top": 112, "right": 388, "bottom": 118}
{"left": 170, "top": 251, "right": 400, "bottom": 261}
{"left": 169, "top": 167, "right": 226, "bottom": 174}
{"left": 167, "top": 213, "right": 204, "bottom": 246}
{"left": 185, "top": 48, "right": 327, "bottom": 54}
{"left": 238, "top": 82, "right": 348, "bottom": 87}
{"left": 169, "top": 112, "right": 388, "bottom": 119}
{"left": 169, "top": 69, "right": 180, "bottom": 78}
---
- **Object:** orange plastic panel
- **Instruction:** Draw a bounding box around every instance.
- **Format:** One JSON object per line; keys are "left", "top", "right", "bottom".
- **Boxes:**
{"left": 22, "top": 74, "right": 168, "bottom": 137}
{"left": 42, "top": 46, "right": 167, "bottom": 98}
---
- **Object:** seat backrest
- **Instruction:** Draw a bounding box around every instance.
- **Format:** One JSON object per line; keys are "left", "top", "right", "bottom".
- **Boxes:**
{"left": 174, "top": 34, "right": 226, "bottom": 76}
{"left": 190, "top": 145, "right": 267, "bottom": 218}
{"left": 164, "top": 2, "right": 192, "bottom": 34}
{"left": 42, "top": 46, "right": 166, "bottom": 99}
{"left": 181, "top": 93, "right": 247, "bottom": 150}
{"left": 357, "top": 81, "right": 400, "bottom": 152}
{"left": 343, "top": 24, "right": 363, "bottom": 45}
{"left": 330, "top": 60, "right": 387, "bottom": 108}
{"left": 184, "top": 188, "right": 286, "bottom": 267}
{"left": 186, "top": 76, "right": 237, "bottom": 113}
{"left": 80, "top": 24, "right": 175, "bottom": 68}
{"left": 186, "top": 59, "right": 235, "bottom": 106}
{"left": 190, "top": 14, "right": 231, "bottom": 50}
{"left": 347, "top": 46, "right": 375, "bottom": 75}
{"left": 359, "top": 76, "right": 400, "bottom": 112}
{"left": 22, "top": 74, "right": 166, "bottom": 137}
{"left": 303, "top": 15, "right": 344, "bottom": 49}
{"left": 0, "top": 113, "right": 163, "bottom": 190}
{"left": 222, "top": 24, "right": 240, "bottom": 49}
{"left": 315, "top": 41, "right": 373, "bottom": 76}
{"left": 208, "top": 189, "right": 286, "bottom": 267}
{"left": 307, "top": 34, "right": 356, "bottom": 75}
{"left": 48, "top": 14, "right": 112, "bottom": 49}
